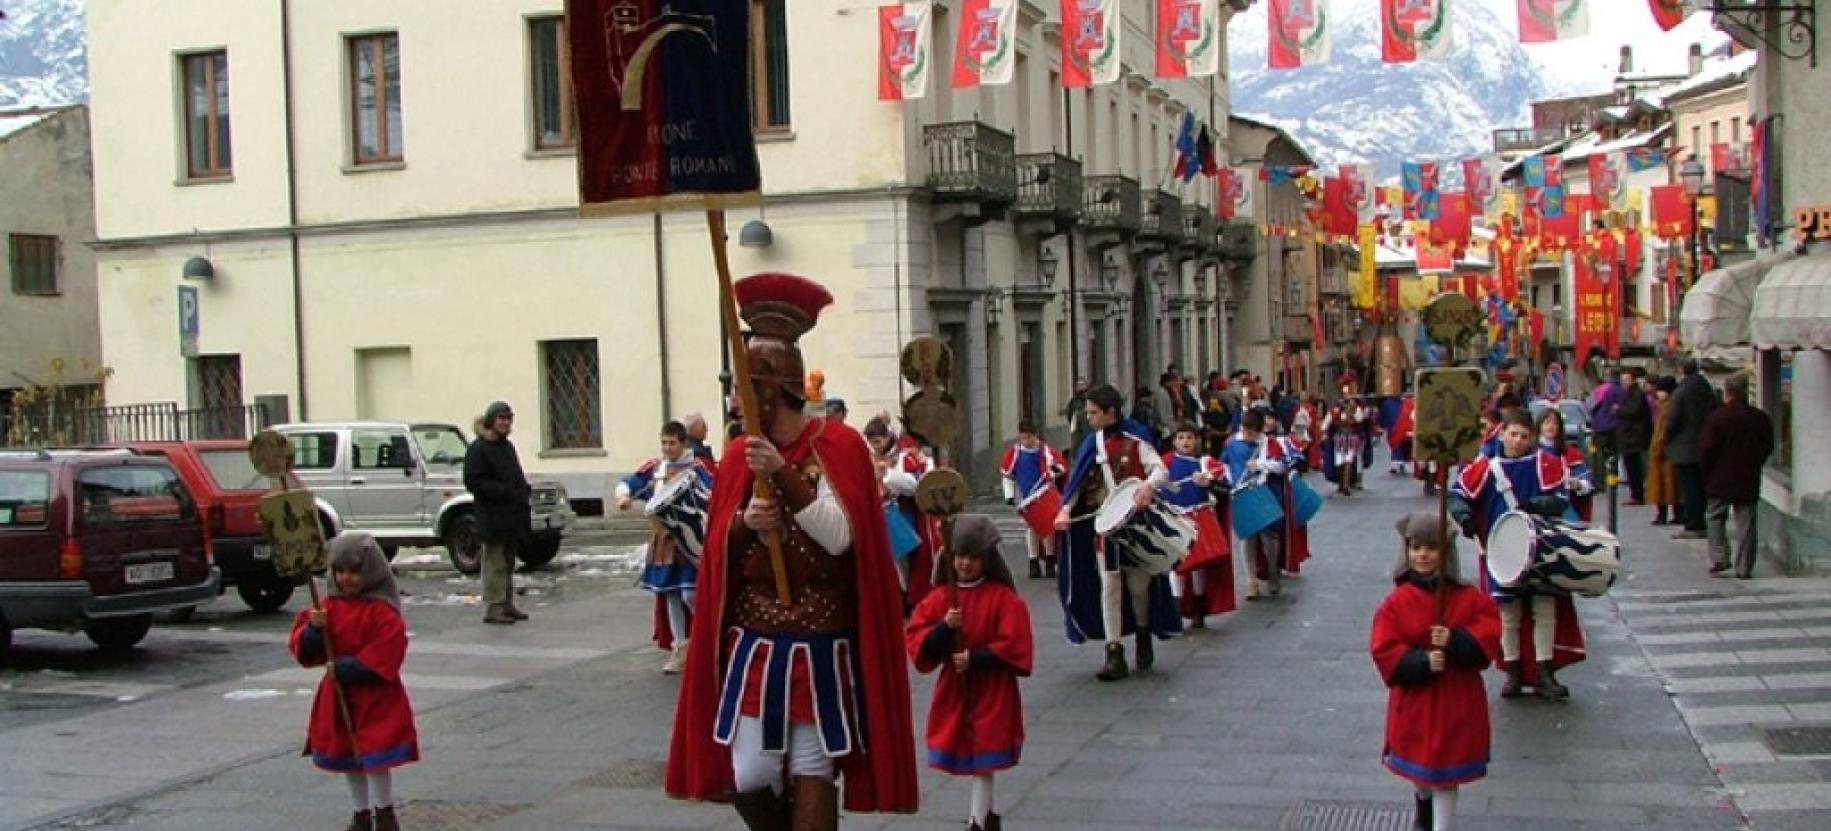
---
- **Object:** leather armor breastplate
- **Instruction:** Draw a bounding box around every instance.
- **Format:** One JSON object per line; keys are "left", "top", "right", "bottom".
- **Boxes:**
{"left": 731, "top": 521, "right": 858, "bottom": 634}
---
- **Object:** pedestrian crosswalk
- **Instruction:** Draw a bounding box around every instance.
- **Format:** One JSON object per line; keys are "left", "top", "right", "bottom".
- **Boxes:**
{"left": 1617, "top": 586, "right": 1831, "bottom": 822}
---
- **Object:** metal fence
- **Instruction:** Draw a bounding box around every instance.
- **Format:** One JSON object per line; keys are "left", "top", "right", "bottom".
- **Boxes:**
{"left": 0, "top": 401, "right": 273, "bottom": 448}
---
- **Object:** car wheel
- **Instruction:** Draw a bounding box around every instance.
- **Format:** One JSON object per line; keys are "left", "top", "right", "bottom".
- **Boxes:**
{"left": 444, "top": 512, "right": 484, "bottom": 575}
{"left": 381, "top": 545, "right": 400, "bottom": 563}
{"left": 0, "top": 612, "right": 12, "bottom": 665}
{"left": 519, "top": 535, "right": 562, "bottom": 568}
{"left": 236, "top": 581, "right": 296, "bottom": 613}
{"left": 85, "top": 614, "right": 154, "bottom": 652}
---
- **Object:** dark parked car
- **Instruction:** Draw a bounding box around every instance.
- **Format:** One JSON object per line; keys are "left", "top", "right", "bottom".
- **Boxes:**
{"left": 119, "top": 440, "right": 313, "bottom": 613}
{"left": 0, "top": 450, "right": 220, "bottom": 660}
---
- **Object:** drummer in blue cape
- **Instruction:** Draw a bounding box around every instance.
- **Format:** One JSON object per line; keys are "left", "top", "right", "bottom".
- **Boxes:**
{"left": 616, "top": 420, "right": 716, "bottom": 674}
{"left": 1052, "top": 385, "right": 1185, "bottom": 682}
{"left": 1449, "top": 408, "right": 1587, "bottom": 701}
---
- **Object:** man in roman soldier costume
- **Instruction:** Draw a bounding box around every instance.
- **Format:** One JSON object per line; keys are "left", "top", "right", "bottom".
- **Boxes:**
{"left": 1053, "top": 385, "right": 1181, "bottom": 682}
{"left": 666, "top": 273, "right": 918, "bottom": 830}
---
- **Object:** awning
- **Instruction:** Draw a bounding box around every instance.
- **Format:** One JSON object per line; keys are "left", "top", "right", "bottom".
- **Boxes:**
{"left": 1752, "top": 253, "right": 1831, "bottom": 350}
{"left": 1679, "top": 255, "right": 1770, "bottom": 348}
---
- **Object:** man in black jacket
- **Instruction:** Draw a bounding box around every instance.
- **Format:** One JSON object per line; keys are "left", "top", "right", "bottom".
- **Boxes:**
{"left": 1663, "top": 359, "right": 1718, "bottom": 538}
{"left": 465, "top": 401, "right": 531, "bottom": 625}
{"left": 1614, "top": 367, "right": 1654, "bottom": 505}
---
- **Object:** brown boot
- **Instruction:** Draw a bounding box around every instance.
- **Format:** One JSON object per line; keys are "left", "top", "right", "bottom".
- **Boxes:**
{"left": 730, "top": 788, "right": 791, "bottom": 831}
{"left": 1095, "top": 642, "right": 1128, "bottom": 681}
{"left": 1134, "top": 631, "right": 1155, "bottom": 671}
{"left": 344, "top": 809, "right": 374, "bottom": 831}
{"left": 371, "top": 806, "right": 399, "bottom": 831}
{"left": 789, "top": 775, "right": 838, "bottom": 831}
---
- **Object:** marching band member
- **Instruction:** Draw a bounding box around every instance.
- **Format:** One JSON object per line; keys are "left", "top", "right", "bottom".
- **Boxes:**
{"left": 865, "top": 415, "right": 940, "bottom": 611}
{"left": 1322, "top": 393, "right": 1366, "bottom": 496}
{"left": 1221, "top": 409, "right": 1309, "bottom": 599}
{"left": 1389, "top": 394, "right": 1417, "bottom": 477}
{"left": 1164, "top": 421, "right": 1235, "bottom": 629}
{"left": 1450, "top": 408, "right": 1584, "bottom": 702}
{"left": 1054, "top": 385, "right": 1180, "bottom": 682}
{"left": 666, "top": 272, "right": 917, "bottom": 830}
{"left": 1536, "top": 408, "right": 1596, "bottom": 523}
{"left": 999, "top": 420, "right": 1067, "bottom": 579}
{"left": 618, "top": 420, "right": 716, "bottom": 674}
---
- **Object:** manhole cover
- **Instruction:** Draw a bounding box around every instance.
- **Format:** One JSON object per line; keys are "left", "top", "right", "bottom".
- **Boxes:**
{"left": 1764, "top": 726, "right": 1831, "bottom": 756}
{"left": 578, "top": 759, "right": 668, "bottom": 788}
{"left": 397, "top": 800, "right": 528, "bottom": 829}
{"left": 1280, "top": 801, "right": 1415, "bottom": 831}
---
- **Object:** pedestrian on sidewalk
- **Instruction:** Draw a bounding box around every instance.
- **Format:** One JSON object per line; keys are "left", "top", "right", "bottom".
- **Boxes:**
{"left": 1697, "top": 374, "right": 1775, "bottom": 578}
{"left": 906, "top": 515, "right": 1034, "bottom": 831}
{"left": 1450, "top": 408, "right": 1583, "bottom": 701}
{"left": 1615, "top": 368, "right": 1654, "bottom": 505}
{"left": 1663, "top": 359, "right": 1718, "bottom": 539}
{"left": 1646, "top": 376, "right": 1680, "bottom": 525}
{"left": 1372, "top": 513, "right": 1500, "bottom": 831}
{"left": 1536, "top": 408, "right": 1595, "bottom": 522}
{"left": 464, "top": 401, "right": 530, "bottom": 625}
{"left": 289, "top": 534, "right": 418, "bottom": 831}
{"left": 681, "top": 412, "right": 716, "bottom": 463}
{"left": 999, "top": 419, "right": 1067, "bottom": 579}
{"left": 1061, "top": 376, "right": 1092, "bottom": 449}
{"left": 617, "top": 420, "right": 716, "bottom": 673}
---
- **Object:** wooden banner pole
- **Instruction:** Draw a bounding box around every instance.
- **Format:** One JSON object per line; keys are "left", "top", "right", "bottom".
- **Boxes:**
{"left": 276, "top": 472, "right": 362, "bottom": 760}
{"left": 707, "top": 209, "right": 793, "bottom": 607}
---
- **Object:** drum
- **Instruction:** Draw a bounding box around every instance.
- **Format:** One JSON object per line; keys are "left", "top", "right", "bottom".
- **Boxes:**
{"left": 1093, "top": 479, "right": 1195, "bottom": 575}
{"left": 1289, "top": 477, "right": 1324, "bottom": 526}
{"left": 884, "top": 502, "right": 922, "bottom": 560}
{"left": 1231, "top": 484, "right": 1284, "bottom": 538}
{"left": 644, "top": 472, "right": 711, "bottom": 561}
{"left": 1485, "top": 510, "right": 1621, "bottom": 597}
{"left": 1016, "top": 486, "right": 1063, "bottom": 540}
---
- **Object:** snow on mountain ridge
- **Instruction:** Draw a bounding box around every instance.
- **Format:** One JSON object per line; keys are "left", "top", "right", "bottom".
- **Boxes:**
{"left": 0, "top": 0, "right": 89, "bottom": 108}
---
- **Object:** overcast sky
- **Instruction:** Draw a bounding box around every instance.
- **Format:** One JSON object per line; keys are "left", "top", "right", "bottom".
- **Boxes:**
{"left": 1475, "top": 0, "right": 1729, "bottom": 91}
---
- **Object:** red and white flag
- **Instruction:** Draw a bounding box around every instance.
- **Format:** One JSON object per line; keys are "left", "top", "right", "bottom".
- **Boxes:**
{"left": 952, "top": 0, "right": 1017, "bottom": 88}
{"left": 878, "top": 2, "right": 933, "bottom": 101}
{"left": 1648, "top": 0, "right": 1691, "bottom": 32}
{"left": 1517, "top": 0, "right": 1588, "bottom": 44}
{"left": 1342, "top": 163, "right": 1376, "bottom": 226}
{"left": 1217, "top": 167, "right": 1255, "bottom": 221}
{"left": 1588, "top": 151, "right": 1629, "bottom": 212}
{"left": 1156, "top": 0, "right": 1220, "bottom": 79}
{"left": 1062, "top": 0, "right": 1122, "bottom": 88}
{"left": 1268, "top": 0, "right": 1333, "bottom": 69}
{"left": 1382, "top": 0, "right": 1453, "bottom": 64}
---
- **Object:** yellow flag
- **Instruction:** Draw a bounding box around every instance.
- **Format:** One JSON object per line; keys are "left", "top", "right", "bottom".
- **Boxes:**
{"left": 1355, "top": 225, "right": 1378, "bottom": 309}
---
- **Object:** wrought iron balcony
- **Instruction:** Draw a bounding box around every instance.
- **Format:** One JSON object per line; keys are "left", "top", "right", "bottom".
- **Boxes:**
{"left": 924, "top": 120, "right": 1017, "bottom": 205}
{"left": 1138, "top": 190, "right": 1186, "bottom": 244}
{"left": 1217, "top": 222, "right": 1257, "bottom": 263}
{"left": 1013, "top": 153, "right": 1083, "bottom": 221}
{"left": 1282, "top": 314, "right": 1315, "bottom": 345}
{"left": 1083, "top": 175, "right": 1141, "bottom": 235}
{"left": 1187, "top": 209, "right": 1219, "bottom": 254}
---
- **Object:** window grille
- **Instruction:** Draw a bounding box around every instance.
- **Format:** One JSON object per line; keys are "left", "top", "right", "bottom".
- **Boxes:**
{"left": 542, "top": 339, "right": 602, "bottom": 449}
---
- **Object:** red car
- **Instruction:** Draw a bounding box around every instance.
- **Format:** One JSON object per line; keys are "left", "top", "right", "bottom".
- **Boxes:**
{"left": 118, "top": 440, "right": 309, "bottom": 613}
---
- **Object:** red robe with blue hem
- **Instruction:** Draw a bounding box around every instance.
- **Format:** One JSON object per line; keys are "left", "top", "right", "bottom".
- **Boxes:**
{"left": 289, "top": 598, "right": 419, "bottom": 773}
{"left": 905, "top": 580, "right": 1033, "bottom": 776}
{"left": 1371, "top": 577, "right": 1500, "bottom": 788}
{"left": 666, "top": 418, "right": 918, "bottom": 814}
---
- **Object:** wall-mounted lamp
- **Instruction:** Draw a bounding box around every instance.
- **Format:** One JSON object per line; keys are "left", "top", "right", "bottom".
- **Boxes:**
{"left": 984, "top": 287, "right": 1005, "bottom": 327}
{"left": 1151, "top": 262, "right": 1170, "bottom": 288}
{"left": 182, "top": 256, "right": 215, "bottom": 281}
{"left": 1038, "top": 246, "right": 1060, "bottom": 288}
{"left": 1100, "top": 259, "right": 1120, "bottom": 291}
{"left": 739, "top": 219, "right": 774, "bottom": 248}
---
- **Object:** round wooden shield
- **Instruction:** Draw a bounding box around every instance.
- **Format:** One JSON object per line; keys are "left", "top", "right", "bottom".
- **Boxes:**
{"left": 248, "top": 430, "right": 293, "bottom": 479}
{"left": 901, "top": 389, "right": 960, "bottom": 449}
{"left": 899, "top": 337, "right": 953, "bottom": 389}
{"left": 913, "top": 469, "right": 969, "bottom": 519}
{"left": 1422, "top": 292, "right": 1484, "bottom": 347}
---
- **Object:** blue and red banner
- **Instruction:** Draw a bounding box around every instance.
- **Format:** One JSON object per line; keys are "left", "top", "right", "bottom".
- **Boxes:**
{"left": 567, "top": 0, "right": 761, "bottom": 214}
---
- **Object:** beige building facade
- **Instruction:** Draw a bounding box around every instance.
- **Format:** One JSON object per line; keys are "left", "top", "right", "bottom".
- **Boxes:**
{"left": 86, "top": 0, "right": 1243, "bottom": 497}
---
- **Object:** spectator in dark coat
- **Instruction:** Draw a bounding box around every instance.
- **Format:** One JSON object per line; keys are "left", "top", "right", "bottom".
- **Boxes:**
{"left": 1614, "top": 368, "right": 1655, "bottom": 505}
{"left": 1062, "top": 376, "right": 1092, "bottom": 448}
{"left": 1697, "top": 375, "right": 1775, "bottom": 578}
{"left": 464, "top": 401, "right": 532, "bottom": 625}
{"left": 1663, "top": 359, "right": 1719, "bottom": 538}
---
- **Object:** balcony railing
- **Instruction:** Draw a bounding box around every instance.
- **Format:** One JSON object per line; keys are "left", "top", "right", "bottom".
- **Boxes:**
{"left": 1013, "top": 153, "right": 1083, "bottom": 221}
{"left": 1217, "top": 222, "right": 1257, "bottom": 262}
{"left": 1138, "top": 190, "right": 1186, "bottom": 243}
{"left": 924, "top": 121, "right": 1017, "bottom": 204}
{"left": 1187, "top": 210, "right": 1219, "bottom": 254}
{"left": 1083, "top": 175, "right": 1141, "bottom": 234}
{"left": 1282, "top": 315, "right": 1314, "bottom": 345}
{"left": 1492, "top": 127, "right": 1567, "bottom": 153}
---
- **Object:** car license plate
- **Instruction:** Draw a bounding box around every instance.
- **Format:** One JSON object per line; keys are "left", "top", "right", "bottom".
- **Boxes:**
{"left": 253, "top": 543, "right": 272, "bottom": 560}
{"left": 545, "top": 514, "right": 566, "bottom": 530}
{"left": 125, "top": 562, "right": 175, "bottom": 584}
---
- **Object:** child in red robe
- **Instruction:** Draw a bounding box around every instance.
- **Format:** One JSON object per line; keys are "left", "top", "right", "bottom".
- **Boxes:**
{"left": 906, "top": 515, "right": 1034, "bottom": 831}
{"left": 1371, "top": 513, "right": 1501, "bottom": 831}
{"left": 290, "top": 533, "right": 419, "bottom": 831}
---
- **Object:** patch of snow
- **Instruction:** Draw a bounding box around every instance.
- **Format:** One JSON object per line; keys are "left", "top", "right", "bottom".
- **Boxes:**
{"left": 223, "top": 688, "right": 288, "bottom": 702}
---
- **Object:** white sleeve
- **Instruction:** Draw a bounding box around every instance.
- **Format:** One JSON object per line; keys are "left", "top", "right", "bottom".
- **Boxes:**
{"left": 882, "top": 469, "right": 920, "bottom": 496}
{"left": 794, "top": 475, "right": 854, "bottom": 556}
{"left": 1138, "top": 441, "right": 1169, "bottom": 487}
{"left": 613, "top": 481, "right": 632, "bottom": 501}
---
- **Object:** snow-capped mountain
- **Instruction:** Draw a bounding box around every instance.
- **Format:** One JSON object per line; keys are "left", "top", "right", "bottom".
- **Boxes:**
{"left": 1229, "top": 0, "right": 1558, "bottom": 178}
{"left": 0, "top": 0, "right": 88, "bottom": 108}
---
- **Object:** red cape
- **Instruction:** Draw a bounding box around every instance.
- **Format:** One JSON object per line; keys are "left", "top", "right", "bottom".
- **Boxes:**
{"left": 665, "top": 418, "right": 918, "bottom": 813}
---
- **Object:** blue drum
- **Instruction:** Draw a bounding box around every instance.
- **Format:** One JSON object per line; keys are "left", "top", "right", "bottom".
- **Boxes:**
{"left": 1290, "top": 477, "right": 1325, "bottom": 526}
{"left": 1231, "top": 484, "right": 1284, "bottom": 538}
{"left": 884, "top": 502, "right": 922, "bottom": 560}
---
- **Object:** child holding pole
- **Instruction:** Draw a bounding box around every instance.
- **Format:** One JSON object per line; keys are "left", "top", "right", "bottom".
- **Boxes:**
{"left": 1371, "top": 513, "right": 1500, "bottom": 831}
{"left": 906, "top": 515, "right": 1034, "bottom": 831}
{"left": 290, "top": 533, "right": 419, "bottom": 831}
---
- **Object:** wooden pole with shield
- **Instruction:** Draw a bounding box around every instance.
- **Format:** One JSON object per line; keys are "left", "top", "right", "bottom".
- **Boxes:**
{"left": 248, "top": 430, "right": 362, "bottom": 758}
{"left": 1415, "top": 292, "right": 1487, "bottom": 620}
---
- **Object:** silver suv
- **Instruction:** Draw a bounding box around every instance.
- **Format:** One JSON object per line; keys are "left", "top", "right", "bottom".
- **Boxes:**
{"left": 274, "top": 422, "right": 574, "bottom": 573}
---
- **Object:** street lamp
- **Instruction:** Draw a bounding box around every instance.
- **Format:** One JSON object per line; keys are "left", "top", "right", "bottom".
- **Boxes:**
{"left": 1100, "top": 257, "right": 1120, "bottom": 292}
{"left": 1680, "top": 158, "right": 1707, "bottom": 289}
{"left": 984, "top": 286, "right": 1005, "bottom": 327}
{"left": 1038, "top": 245, "right": 1060, "bottom": 289}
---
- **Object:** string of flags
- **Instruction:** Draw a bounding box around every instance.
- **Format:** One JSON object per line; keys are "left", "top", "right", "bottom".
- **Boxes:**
{"left": 1261, "top": 1, "right": 1699, "bottom": 71}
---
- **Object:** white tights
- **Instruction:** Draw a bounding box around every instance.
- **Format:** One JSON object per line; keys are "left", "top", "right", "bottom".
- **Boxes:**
{"left": 1168, "top": 570, "right": 1207, "bottom": 598}
{"left": 729, "top": 716, "right": 835, "bottom": 795}
{"left": 970, "top": 774, "right": 996, "bottom": 824}
{"left": 1418, "top": 786, "right": 1457, "bottom": 830}
{"left": 1499, "top": 595, "right": 1556, "bottom": 662}
{"left": 344, "top": 770, "right": 394, "bottom": 811}
{"left": 1099, "top": 566, "right": 1154, "bottom": 644}
{"left": 665, "top": 589, "right": 697, "bottom": 646}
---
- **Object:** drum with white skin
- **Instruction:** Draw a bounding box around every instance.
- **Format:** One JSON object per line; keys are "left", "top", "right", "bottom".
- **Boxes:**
{"left": 644, "top": 471, "right": 711, "bottom": 562}
{"left": 1093, "top": 479, "right": 1195, "bottom": 576}
{"left": 1485, "top": 510, "right": 1620, "bottom": 598}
